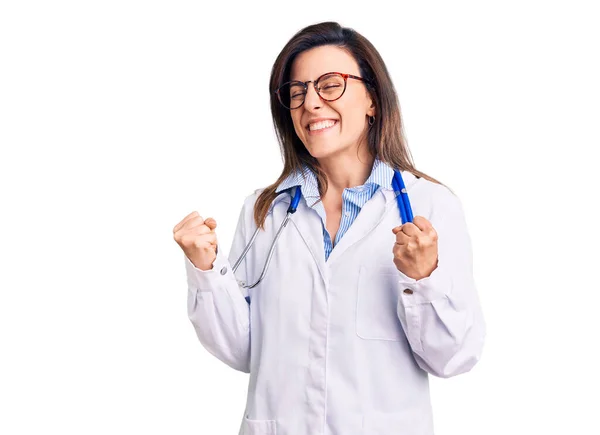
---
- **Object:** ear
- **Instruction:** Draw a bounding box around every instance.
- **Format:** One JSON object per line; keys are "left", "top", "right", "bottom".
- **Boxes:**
{"left": 367, "top": 102, "right": 376, "bottom": 118}
{"left": 366, "top": 92, "right": 376, "bottom": 117}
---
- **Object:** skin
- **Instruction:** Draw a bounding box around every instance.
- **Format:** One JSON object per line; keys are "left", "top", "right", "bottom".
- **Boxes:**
{"left": 289, "top": 45, "right": 438, "bottom": 280}
{"left": 173, "top": 213, "right": 218, "bottom": 271}
{"left": 173, "top": 45, "right": 439, "bottom": 278}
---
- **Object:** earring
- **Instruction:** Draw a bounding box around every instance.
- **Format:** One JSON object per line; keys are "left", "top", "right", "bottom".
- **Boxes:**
{"left": 368, "top": 115, "right": 375, "bottom": 126}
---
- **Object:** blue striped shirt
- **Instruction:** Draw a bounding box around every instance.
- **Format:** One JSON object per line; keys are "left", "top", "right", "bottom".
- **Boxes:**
{"left": 275, "top": 158, "right": 394, "bottom": 261}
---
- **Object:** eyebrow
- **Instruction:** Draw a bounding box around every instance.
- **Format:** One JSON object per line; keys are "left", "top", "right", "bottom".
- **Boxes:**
{"left": 289, "top": 72, "right": 332, "bottom": 83}
{"left": 290, "top": 71, "right": 334, "bottom": 82}
{"left": 289, "top": 71, "right": 361, "bottom": 83}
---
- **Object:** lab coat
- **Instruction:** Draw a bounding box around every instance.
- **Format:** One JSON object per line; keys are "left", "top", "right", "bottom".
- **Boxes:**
{"left": 184, "top": 170, "right": 486, "bottom": 435}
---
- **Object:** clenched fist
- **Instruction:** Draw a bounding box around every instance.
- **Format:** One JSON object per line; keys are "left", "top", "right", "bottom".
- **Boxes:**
{"left": 173, "top": 211, "right": 218, "bottom": 271}
{"left": 392, "top": 216, "right": 438, "bottom": 281}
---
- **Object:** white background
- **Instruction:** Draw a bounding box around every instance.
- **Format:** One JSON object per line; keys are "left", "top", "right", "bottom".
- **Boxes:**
{"left": 1, "top": 0, "right": 598, "bottom": 434}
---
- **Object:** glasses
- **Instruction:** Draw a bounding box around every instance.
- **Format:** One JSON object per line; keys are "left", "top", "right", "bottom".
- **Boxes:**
{"left": 275, "top": 72, "right": 371, "bottom": 110}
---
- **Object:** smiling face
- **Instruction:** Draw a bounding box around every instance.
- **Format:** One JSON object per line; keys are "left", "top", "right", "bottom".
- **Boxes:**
{"left": 288, "top": 45, "right": 375, "bottom": 162}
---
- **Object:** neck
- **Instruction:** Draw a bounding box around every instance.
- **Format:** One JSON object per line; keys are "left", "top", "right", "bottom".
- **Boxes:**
{"left": 317, "top": 149, "right": 375, "bottom": 193}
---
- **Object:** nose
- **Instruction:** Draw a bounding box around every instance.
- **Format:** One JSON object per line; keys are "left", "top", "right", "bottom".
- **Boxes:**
{"left": 304, "top": 83, "right": 322, "bottom": 110}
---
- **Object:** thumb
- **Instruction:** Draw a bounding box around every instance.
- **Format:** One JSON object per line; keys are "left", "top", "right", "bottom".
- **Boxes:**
{"left": 391, "top": 225, "right": 403, "bottom": 235}
{"left": 204, "top": 217, "right": 217, "bottom": 231}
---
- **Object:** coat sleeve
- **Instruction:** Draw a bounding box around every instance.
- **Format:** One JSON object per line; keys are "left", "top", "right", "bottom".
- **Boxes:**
{"left": 185, "top": 197, "right": 253, "bottom": 373}
{"left": 395, "top": 187, "right": 486, "bottom": 378}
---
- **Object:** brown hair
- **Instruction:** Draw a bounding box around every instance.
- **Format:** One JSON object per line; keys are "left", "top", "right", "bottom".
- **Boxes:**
{"left": 254, "top": 21, "right": 445, "bottom": 229}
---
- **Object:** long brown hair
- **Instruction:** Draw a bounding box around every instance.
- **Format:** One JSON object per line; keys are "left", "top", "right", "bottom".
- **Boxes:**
{"left": 254, "top": 21, "right": 445, "bottom": 229}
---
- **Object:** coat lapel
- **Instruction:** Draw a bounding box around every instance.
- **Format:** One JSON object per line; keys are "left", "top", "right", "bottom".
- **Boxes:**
{"left": 326, "top": 170, "right": 418, "bottom": 266}
{"left": 325, "top": 189, "right": 390, "bottom": 265}
{"left": 269, "top": 169, "right": 418, "bottom": 279}
{"left": 271, "top": 194, "right": 329, "bottom": 287}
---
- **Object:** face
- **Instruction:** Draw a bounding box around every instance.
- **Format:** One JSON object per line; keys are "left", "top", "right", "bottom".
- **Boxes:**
{"left": 287, "top": 45, "right": 375, "bottom": 162}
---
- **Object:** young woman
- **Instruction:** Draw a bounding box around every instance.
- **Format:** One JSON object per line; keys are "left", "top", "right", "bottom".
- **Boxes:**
{"left": 173, "top": 21, "right": 486, "bottom": 435}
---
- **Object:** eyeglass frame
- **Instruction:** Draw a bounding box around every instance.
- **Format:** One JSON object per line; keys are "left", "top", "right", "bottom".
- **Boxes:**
{"left": 275, "top": 71, "right": 373, "bottom": 110}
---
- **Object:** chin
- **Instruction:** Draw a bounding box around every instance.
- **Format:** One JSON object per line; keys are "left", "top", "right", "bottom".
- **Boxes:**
{"left": 306, "top": 147, "right": 341, "bottom": 161}
{"left": 306, "top": 142, "right": 351, "bottom": 161}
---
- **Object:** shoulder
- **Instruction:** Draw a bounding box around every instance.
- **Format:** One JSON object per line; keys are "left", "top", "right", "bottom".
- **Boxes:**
{"left": 242, "top": 187, "right": 268, "bottom": 208}
{"left": 243, "top": 186, "right": 288, "bottom": 206}
{"left": 407, "top": 174, "right": 465, "bottom": 222}
{"left": 407, "top": 172, "right": 458, "bottom": 201}
{"left": 237, "top": 187, "right": 276, "bottom": 228}
{"left": 236, "top": 188, "right": 264, "bottom": 206}
{"left": 236, "top": 189, "right": 262, "bottom": 219}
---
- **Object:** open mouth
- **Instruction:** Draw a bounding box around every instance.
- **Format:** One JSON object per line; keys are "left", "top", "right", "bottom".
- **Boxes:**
{"left": 306, "top": 120, "right": 338, "bottom": 133}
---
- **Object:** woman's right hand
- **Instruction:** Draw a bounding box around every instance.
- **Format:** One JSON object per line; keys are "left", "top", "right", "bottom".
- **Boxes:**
{"left": 173, "top": 212, "right": 218, "bottom": 271}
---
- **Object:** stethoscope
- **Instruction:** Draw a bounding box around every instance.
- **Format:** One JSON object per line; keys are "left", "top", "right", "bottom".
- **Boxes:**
{"left": 232, "top": 169, "right": 413, "bottom": 299}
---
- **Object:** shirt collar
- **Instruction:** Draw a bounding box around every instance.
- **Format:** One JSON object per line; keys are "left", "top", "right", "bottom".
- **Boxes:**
{"left": 275, "top": 165, "right": 319, "bottom": 198}
{"left": 275, "top": 158, "right": 394, "bottom": 195}
{"left": 361, "top": 158, "right": 394, "bottom": 191}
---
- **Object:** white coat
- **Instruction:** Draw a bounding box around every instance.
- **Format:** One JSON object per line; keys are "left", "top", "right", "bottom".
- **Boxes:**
{"left": 184, "top": 170, "right": 486, "bottom": 435}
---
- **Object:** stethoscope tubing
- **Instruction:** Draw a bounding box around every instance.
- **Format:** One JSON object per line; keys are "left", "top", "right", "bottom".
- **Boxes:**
{"left": 392, "top": 170, "right": 414, "bottom": 224}
{"left": 233, "top": 171, "right": 412, "bottom": 292}
{"left": 232, "top": 187, "right": 301, "bottom": 289}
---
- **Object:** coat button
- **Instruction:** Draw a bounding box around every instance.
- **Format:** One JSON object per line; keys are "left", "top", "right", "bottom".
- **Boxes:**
{"left": 403, "top": 288, "right": 413, "bottom": 295}
{"left": 220, "top": 266, "right": 227, "bottom": 275}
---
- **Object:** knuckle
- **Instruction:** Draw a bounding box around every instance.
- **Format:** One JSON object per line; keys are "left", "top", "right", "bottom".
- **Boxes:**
{"left": 193, "top": 237, "right": 205, "bottom": 249}
{"left": 180, "top": 234, "right": 193, "bottom": 247}
{"left": 184, "top": 235, "right": 200, "bottom": 249}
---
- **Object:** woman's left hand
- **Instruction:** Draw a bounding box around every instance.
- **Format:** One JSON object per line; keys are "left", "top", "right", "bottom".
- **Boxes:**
{"left": 392, "top": 216, "right": 439, "bottom": 280}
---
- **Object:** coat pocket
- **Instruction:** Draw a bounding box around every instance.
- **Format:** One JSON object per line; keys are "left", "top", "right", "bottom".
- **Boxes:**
{"left": 240, "top": 415, "right": 277, "bottom": 435}
{"left": 356, "top": 265, "right": 406, "bottom": 341}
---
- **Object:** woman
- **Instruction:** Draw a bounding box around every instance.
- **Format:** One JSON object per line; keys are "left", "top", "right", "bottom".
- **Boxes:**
{"left": 173, "top": 22, "right": 486, "bottom": 435}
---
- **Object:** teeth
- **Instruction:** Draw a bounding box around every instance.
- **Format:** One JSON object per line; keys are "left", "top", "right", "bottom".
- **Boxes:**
{"left": 309, "top": 120, "right": 336, "bottom": 131}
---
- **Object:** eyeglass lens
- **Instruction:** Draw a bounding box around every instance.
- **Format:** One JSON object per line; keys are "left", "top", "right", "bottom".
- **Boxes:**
{"left": 278, "top": 73, "right": 346, "bottom": 109}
